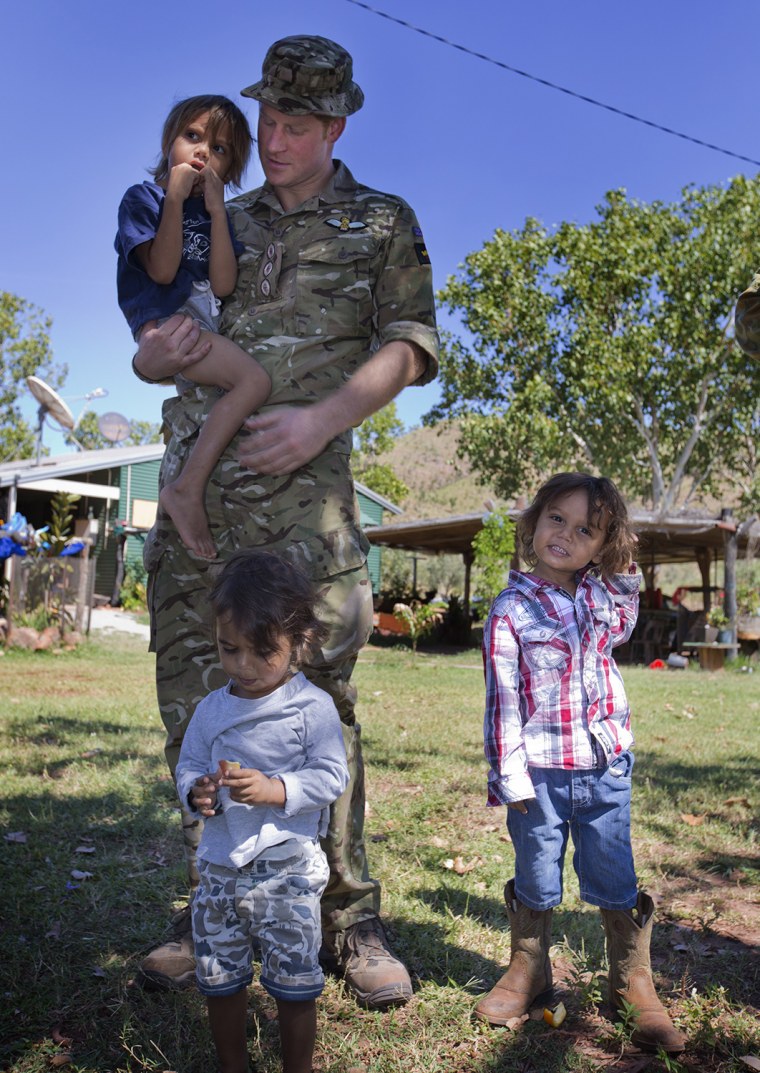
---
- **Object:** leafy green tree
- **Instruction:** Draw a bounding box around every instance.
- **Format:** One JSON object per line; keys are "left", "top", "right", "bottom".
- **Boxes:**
{"left": 429, "top": 177, "right": 760, "bottom": 516}
{"left": 73, "top": 411, "right": 161, "bottom": 451}
{"left": 472, "top": 505, "right": 516, "bottom": 600}
{"left": 0, "top": 292, "right": 66, "bottom": 462}
{"left": 354, "top": 402, "right": 409, "bottom": 505}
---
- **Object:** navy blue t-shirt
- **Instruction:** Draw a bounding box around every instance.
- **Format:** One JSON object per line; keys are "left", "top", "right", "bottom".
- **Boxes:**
{"left": 115, "top": 180, "right": 242, "bottom": 338}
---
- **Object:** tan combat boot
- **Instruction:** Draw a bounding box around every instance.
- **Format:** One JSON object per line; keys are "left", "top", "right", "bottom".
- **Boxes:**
{"left": 323, "top": 916, "right": 413, "bottom": 1010}
{"left": 137, "top": 904, "right": 196, "bottom": 990}
{"left": 601, "top": 892, "right": 686, "bottom": 1053}
{"left": 474, "top": 880, "right": 553, "bottom": 1025}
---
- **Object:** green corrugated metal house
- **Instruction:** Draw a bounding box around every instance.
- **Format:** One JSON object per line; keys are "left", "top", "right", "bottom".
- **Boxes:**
{"left": 0, "top": 445, "right": 401, "bottom": 600}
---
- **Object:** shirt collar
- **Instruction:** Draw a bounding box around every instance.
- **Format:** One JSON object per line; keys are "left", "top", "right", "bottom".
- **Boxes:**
{"left": 243, "top": 160, "right": 358, "bottom": 213}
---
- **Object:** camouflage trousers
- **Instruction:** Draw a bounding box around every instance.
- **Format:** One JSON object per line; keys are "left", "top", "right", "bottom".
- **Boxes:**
{"left": 193, "top": 840, "right": 329, "bottom": 1000}
{"left": 145, "top": 425, "right": 379, "bottom": 935}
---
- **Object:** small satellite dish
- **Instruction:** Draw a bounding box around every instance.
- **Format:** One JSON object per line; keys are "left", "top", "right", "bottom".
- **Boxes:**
{"left": 27, "top": 376, "right": 76, "bottom": 464}
{"left": 27, "top": 376, "right": 75, "bottom": 430}
{"left": 98, "top": 411, "right": 132, "bottom": 443}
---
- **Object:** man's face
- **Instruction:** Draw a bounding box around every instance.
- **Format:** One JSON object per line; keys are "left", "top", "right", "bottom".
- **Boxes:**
{"left": 256, "top": 103, "right": 344, "bottom": 205}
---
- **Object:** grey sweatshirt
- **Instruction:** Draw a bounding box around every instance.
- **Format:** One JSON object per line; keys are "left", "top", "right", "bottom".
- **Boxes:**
{"left": 176, "top": 672, "right": 349, "bottom": 868}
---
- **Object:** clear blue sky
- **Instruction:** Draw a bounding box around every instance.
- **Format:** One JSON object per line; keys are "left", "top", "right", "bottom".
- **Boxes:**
{"left": 2, "top": 0, "right": 757, "bottom": 455}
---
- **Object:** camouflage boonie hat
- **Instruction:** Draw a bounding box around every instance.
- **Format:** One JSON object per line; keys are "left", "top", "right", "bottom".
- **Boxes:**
{"left": 241, "top": 35, "right": 364, "bottom": 117}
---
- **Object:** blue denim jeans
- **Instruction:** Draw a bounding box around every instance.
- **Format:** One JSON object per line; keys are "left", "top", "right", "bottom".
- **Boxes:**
{"left": 506, "top": 752, "right": 638, "bottom": 911}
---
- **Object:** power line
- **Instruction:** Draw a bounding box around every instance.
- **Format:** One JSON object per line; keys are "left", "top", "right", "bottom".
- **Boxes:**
{"left": 344, "top": 0, "right": 760, "bottom": 168}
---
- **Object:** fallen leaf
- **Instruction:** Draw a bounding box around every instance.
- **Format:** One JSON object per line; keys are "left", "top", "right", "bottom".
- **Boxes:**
{"left": 51, "top": 1029, "right": 72, "bottom": 1046}
{"left": 451, "top": 855, "right": 482, "bottom": 875}
{"left": 92, "top": 967, "right": 107, "bottom": 977}
{"left": 70, "top": 869, "right": 94, "bottom": 881}
{"left": 369, "top": 833, "right": 388, "bottom": 843}
{"left": 430, "top": 836, "right": 447, "bottom": 848}
{"left": 504, "top": 1014, "right": 529, "bottom": 1030}
{"left": 81, "top": 749, "right": 102, "bottom": 759}
{"left": 4, "top": 831, "right": 27, "bottom": 844}
{"left": 75, "top": 846, "right": 96, "bottom": 854}
{"left": 46, "top": 921, "right": 62, "bottom": 940}
{"left": 739, "top": 1058, "right": 760, "bottom": 1072}
{"left": 723, "top": 796, "right": 751, "bottom": 808}
{"left": 680, "top": 813, "right": 706, "bottom": 826}
{"left": 51, "top": 1055, "right": 73, "bottom": 1068}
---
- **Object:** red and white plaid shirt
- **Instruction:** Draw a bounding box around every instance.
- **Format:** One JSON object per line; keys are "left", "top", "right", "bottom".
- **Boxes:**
{"left": 483, "top": 565, "right": 641, "bottom": 805}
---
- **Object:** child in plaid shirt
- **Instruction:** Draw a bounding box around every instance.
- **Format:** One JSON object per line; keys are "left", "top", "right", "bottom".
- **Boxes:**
{"left": 475, "top": 473, "right": 685, "bottom": 1054}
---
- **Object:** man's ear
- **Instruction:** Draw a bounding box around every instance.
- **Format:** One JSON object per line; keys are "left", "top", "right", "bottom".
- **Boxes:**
{"left": 326, "top": 116, "right": 346, "bottom": 145}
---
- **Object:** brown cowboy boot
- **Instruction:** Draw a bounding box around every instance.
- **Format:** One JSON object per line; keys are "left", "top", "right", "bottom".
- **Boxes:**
{"left": 474, "top": 880, "right": 553, "bottom": 1025}
{"left": 601, "top": 892, "right": 686, "bottom": 1053}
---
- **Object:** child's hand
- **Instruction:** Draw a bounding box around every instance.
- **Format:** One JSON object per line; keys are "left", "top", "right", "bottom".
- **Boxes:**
{"left": 508, "top": 800, "right": 530, "bottom": 814}
{"left": 219, "top": 765, "right": 286, "bottom": 807}
{"left": 198, "top": 166, "right": 225, "bottom": 215}
{"left": 190, "top": 773, "right": 220, "bottom": 817}
{"left": 166, "top": 162, "right": 202, "bottom": 201}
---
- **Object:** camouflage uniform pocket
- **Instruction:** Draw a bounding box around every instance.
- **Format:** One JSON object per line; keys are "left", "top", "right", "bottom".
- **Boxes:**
{"left": 295, "top": 235, "right": 378, "bottom": 336}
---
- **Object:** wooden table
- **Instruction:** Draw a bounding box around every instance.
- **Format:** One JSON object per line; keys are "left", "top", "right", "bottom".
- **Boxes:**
{"left": 682, "top": 642, "right": 736, "bottom": 671}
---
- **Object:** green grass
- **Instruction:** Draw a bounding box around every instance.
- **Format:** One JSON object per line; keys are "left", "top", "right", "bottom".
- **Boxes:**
{"left": 1, "top": 638, "right": 757, "bottom": 1072}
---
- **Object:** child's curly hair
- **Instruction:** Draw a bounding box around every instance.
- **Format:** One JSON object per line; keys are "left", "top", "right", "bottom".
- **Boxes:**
{"left": 211, "top": 550, "right": 328, "bottom": 662}
{"left": 517, "top": 472, "right": 637, "bottom": 576}
{"left": 151, "top": 94, "right": 252, "bottom": 189}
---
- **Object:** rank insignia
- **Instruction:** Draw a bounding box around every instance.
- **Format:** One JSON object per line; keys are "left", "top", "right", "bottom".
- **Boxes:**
{"left": 414, "top": 242, "right": 431, "bottom": 266}
{"left": 326, "top": 216, "right": 366, "bottom": 231}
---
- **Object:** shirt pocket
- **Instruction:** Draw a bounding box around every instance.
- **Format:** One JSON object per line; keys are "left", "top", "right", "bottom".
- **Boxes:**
{"left": 221, "top": 249, "right": 288, "bottom": 340}
{"left": 519, "top": 623, "right": 571, "bottom": 673}
{"left": 295, "top": 234, "right": 379, "bottom": 337}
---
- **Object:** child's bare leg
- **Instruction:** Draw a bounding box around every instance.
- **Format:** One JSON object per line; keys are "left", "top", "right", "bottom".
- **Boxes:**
{"left": 206, "top": 990, "right": 250, "bottom": 1073}
{"left": 276, "top": 998, "right": 316, "bottom": 1073}
{"left": 159, "top": 332, "right": 271, "bottom": 559}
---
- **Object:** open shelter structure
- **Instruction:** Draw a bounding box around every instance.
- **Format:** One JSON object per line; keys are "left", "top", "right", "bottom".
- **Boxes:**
{"left": 365, "top": 506, "right": 759, "bottom": 662}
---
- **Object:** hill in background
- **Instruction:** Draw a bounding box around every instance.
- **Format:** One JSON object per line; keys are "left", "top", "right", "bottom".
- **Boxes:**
{"left": 381, "top": 421, "right": 499, "bottom": 520}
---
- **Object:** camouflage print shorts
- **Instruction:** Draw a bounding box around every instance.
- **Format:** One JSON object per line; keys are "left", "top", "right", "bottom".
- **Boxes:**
{"left": 192, "top": 839, "right": 329, "bottom": 1001}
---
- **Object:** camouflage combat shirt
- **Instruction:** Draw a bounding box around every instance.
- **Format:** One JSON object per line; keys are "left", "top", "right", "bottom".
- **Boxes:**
{"left": 153, "top": 161, "right": 439, "bottom": 578}
{"left": 735, "top": 269, "right": 760, "bottom": 359}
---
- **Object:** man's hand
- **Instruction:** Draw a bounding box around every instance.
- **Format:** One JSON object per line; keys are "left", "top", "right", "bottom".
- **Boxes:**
{"left": 508, "top": 800, "right": 530, "bottom": 814}
{"left": 220, "top": 766, "right": 286, "bottom": 807}
{"left": 238, "top": 406, "right": 332, "bottom": 475}
{"left": 133, "top": 314, "right": 212, "bottom": 383}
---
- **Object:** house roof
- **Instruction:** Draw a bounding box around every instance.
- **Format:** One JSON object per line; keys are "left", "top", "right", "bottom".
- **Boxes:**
{"left": 364, "top": 508, "right": 760, "bottom": 566}
{"left": 0, "top": 444, "right": 401, "bottom": 513}
{"left": 0, "top": 444, "right": 164, "bottom": 488}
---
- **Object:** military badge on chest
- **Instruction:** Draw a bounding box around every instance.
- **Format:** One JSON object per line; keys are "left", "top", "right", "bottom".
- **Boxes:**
{"left": 256, "top": 241, "right": 283, "bottom": 300}
{"left": 326, "top": 215, "right": 367, "bottom": 232}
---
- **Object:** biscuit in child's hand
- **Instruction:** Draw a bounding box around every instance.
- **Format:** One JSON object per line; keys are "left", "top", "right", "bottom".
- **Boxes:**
{"left": 218, "top": 760, "right": 241, "bottom": 776}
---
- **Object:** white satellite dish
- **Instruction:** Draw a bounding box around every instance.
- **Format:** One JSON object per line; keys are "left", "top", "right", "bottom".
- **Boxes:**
{"left": 98, "top": 412, "right": 132, "bottom": 443}
{"left": 27, "top": 376, "right": 76, "bottom": 464}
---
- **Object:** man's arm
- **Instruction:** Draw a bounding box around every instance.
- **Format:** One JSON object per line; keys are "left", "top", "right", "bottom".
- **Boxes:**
{"left": 236, "top": 338, "right": 426, "bottom": 475}
{"left": 735, "top": 270, "right": 760, "bottom": 360}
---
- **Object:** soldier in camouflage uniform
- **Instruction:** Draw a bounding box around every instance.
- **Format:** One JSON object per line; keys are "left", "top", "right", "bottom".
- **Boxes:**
{"left": 736, "top": 270, "right": 760, "bottom": 359}
{"left": 133, "top": 36, "right": 439, "bottom": 1010}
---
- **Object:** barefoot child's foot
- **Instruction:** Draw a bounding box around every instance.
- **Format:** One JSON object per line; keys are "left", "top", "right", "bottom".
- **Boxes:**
{"left": 159, "top": 483, "right": 217, "bottom": 559}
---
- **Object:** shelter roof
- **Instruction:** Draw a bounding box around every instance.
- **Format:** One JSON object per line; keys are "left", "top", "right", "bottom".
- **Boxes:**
{"left": 365, "top": 508, "right": 759, "bottom": 566}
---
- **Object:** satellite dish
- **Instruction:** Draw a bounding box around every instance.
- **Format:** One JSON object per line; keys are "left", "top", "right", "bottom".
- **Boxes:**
{"left": 98, "top": 411, "right": 132, "bottom": 443}
{"left": 27, "top": 376, "right": 76, "bottom": 464}
{"left": 27, "top": 376, "right": 75, "bottom": 429}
